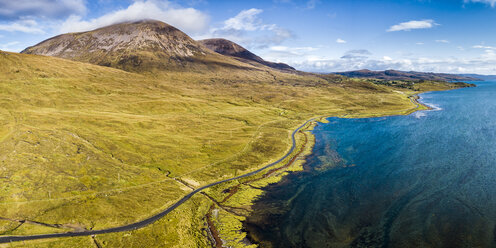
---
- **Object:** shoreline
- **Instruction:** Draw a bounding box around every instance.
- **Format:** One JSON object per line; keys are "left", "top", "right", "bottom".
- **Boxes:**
{"left": 238, "top": 88, "right": 466, "bottom": 247}
{"left": 0, "top": 116, "right": 317, "bottom": 245}
{"left": 207, "top": 95, "right": 430, "bottom": 247}
{"left": 242, "top": 83, "right": 486, "bottom": 247}
{"left": 0, "top": 85, "right": 470, "bottom": 246}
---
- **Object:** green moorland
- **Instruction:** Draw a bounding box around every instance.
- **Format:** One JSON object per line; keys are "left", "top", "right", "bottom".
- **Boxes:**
{"left": 0, "top": 51, "right": 470, "bottom": 247}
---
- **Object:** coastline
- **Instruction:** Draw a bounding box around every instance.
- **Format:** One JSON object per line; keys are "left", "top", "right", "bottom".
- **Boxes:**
{"left": 241, "top": 81, "right": 494, "bottom": 248}
{"left": 0, "top": 115, "right": 318, "bottom": 245}
{"left": 227, "top": 88, "right": 469, "bottom": 247}
{"left": 207, "top": 100, "right": 426, "bottom": 247}
{"left": 0, "top": 84, "right": 472, "bottom": 246}
{"left": 202, "top": 117, "right": 320, "bottom": 247}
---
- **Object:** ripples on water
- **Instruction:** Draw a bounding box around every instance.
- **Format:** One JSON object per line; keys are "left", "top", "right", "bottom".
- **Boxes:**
{"left": 244, "top": 82, "right": 496, "bottom": 248}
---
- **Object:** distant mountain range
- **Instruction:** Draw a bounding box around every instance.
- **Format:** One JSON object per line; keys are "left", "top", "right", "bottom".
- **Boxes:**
{"left": 335, "top": 69, "right": 480, "bottom": 82}
{"left": 21, "top": 20, "right": 294, "bottom": 73}
{"left": 457, "top": 74, "right": 496, "bottom": 81}
{"left": 20, "top": 20, "right": 493, "bottom": 81}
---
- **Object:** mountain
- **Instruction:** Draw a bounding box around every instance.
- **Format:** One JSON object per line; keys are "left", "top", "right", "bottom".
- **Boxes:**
{"left": 21, "top": 20, "right": 251, "bottom": 72}
{"left": 3, "top": 26, "right": 476, "bottom": 248}
{"left": 336, "top": 69, "right": 479, "bottom": 82}
{"left": 458, "top": 74, "right": 496, "bottom": 81}
{"left": 198, "top": 38, "right": 295, "bottom": 71}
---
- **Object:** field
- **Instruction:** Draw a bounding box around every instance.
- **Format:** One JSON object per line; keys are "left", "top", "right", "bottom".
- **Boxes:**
{"left": 0, "top": 51, "right": 467, "bottom": 247}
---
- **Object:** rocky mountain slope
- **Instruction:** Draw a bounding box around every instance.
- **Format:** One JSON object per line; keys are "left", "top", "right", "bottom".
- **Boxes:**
{"left": 198, "top": 38, "right": 295, "bottom": 71}
{"left": 336, "top": 69, "right": 479, "bottom": 82}
{"left": 21, "top": 20, "right": 251, "bottom": 72}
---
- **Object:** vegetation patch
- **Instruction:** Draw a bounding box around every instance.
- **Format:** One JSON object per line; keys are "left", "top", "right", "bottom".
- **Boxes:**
{"left": 0, "top": 52, "right": 471, "bottom": 247}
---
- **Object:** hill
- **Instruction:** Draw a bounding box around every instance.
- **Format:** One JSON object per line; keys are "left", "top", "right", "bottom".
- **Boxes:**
{"left": 198, "top": 38, "right": 295, "bottom": 71}
{"left": 458, "top": 74, "right": 496, "bottom": 81}
{"left": 3, "top": 20, "right": 475, "bottom": 248}
{"left": 21, "top": 20, "right": 253, "bottom": 72}
{"left": 0, "top": 49, "right": 454, "bottom": 247}
{"left": 336, "top": 69, "right": 479, "bottom": 82}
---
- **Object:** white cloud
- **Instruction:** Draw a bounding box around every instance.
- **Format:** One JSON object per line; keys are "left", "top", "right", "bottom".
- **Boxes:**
{"left": 261, "top": 46, "right": 321, "bottom": 63}
{"left": 0, "top": 41, "right": 21, "bottom": 51}
{"left": 262, "top": 46, "right": 496, "bottom": 74}
{"left": 482, "top": 49, "right": 496, "bottom": 59}
{"left": 435, "top": 40, "right": 450, "bottom": 43}
{"left": 290, "top": 55, "right": 496, "bottom": 74}
{"left": 473, "top": 44, "right": 496, "bottom": 49}
{"left": 0, "top": 19, "right": 44, "bottom": 34}
{"left": 416, "top": 42, "right": 425, "bottom": 45}
{"left": 205, "top": 8, "right": 294, "bottom": 49}
{"left": 387, "top": 19, "right": 437, "bottom": 32}
{"left": 224, "top": 8, "right": 265, "bottom": 31}
{"left": 269, "top": 45, "right": 318, "bottom": 54}
{"left": 340, "top": 49, "right": 372, "bottom": 60}
{"left": 59, "top": 0, "right": 210, "bottom": 35}
{"left": 0, "top": 41, "right": 19, "bottom": 47}
{"left": 472, "top": 44, "right": 496, "bottom": 59}
{"left": 0, "top": 0, "right": 86, "bottom": 19}
{"left": 220, "top": 8, "right": 283, "bottom": 34}
{"left": 336, "top": 38, "right": 347, "bottom": 44}
{"left": 464, "top": 0, "right": 496, "bottom": 7}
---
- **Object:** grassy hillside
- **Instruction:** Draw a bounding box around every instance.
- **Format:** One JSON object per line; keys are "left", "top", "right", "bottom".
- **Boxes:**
{"left": 0, "top": 51, "right": 467, "bottom": 247}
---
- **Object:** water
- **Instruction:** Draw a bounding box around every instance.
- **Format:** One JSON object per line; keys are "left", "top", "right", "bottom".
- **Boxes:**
{"left": 244, "top": 82, "right": 496, "bottom": 248}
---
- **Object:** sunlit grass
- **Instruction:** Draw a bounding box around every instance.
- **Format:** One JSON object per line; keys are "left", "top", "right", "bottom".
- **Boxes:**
{"left": 0, "top": 51, "right": 468, "bottom": 247}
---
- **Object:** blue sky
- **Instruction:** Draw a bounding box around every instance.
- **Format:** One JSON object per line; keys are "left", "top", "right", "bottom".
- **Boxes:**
{"left": 2, "top": 0, "right": 496, "bottom": 74}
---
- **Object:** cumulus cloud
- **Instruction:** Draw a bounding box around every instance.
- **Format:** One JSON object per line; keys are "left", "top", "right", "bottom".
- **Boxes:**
{"left": 387, "top": 19, "right": 437, "bottom": 32}
{"left": 0, "top": 19, "right": 44, "bottom": 34}
{"left": 0, "top": 0, "right": 86, "bottom": 19}
{"left": 223, "top": 9, "right": 266, "bottom": 31}
{"left": 464, "top": 0, "right": 496, "bottom": 7}
{"left": 290, "top": 56, "right": 496, "bottom": 74}
{"left": 383, "top": 56, "right": 393, "bottom": 61}
{"left": 262, "top": 46, "right": 496, "bottom": 74}
{"left": 472, "top": 44, "right": 496, "bottom": 59}
{"left": 269, "top": 46, "right": 319, "bottom": 55}
{"left": 336, "top": 38, "right": 347, "bottom": 44}
{"left": 341, "top": 49, "right": 372, "bottom": 59}
{"left": 260, "top": 46, "right": 320, "bottom": 64}
{"left": 59, "top": 0, "right": 210, "bottom": 34}
{"left": 207, "top": 8, "right": 294, "bottom": 49}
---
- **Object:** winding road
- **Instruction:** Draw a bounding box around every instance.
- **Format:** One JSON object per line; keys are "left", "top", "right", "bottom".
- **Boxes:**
{"left": 0, "top": 118, "right": 316, "bottom": 244}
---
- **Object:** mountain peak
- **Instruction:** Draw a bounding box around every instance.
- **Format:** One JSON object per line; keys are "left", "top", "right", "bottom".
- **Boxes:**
{"left": 199, "top": 38, "right": 295, "bottom": 71}
{"left": 22, "top": 20, "right": 217, "bottom": 71}
{"left": 21, "top": 20, "right": 296, "bottom": 73}
{"left": 199, "top": 38, "right": 249, "bottom": 56}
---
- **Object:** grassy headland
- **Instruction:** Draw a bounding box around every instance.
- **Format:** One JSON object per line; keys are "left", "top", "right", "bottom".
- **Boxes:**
{"left": 0, "top": 51, "right": 471, "bottom": 247}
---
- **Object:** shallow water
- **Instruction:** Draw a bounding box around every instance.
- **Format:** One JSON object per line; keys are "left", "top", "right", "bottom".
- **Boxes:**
{"left": 244, "top": 82, "right": 496, "bottom": 248}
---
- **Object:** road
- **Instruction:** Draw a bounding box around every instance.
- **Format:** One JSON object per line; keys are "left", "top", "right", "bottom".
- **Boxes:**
{"left": 0, "top": 117, "right": 316, "bottom": 244}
